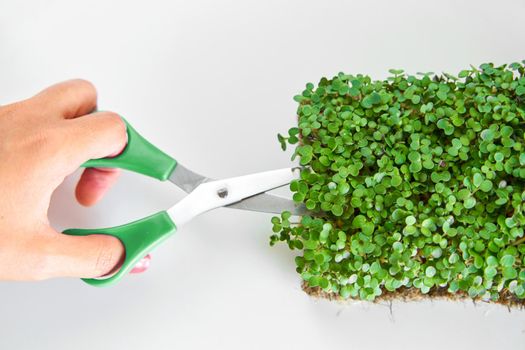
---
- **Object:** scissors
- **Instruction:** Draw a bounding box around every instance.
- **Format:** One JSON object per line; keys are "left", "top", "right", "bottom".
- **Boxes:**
{"left": 63, "top": 119, "right": 305, "bottom": 287}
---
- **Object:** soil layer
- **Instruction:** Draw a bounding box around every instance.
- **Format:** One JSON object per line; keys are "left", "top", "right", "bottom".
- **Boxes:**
{"left": 302, "top": 282, "right": 525, "bottom": 308}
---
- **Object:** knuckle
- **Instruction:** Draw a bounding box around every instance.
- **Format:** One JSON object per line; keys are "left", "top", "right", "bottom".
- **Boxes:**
{"left": 68, "top": 79, "right": 97, "bottom": 97}
{"left": 102, "top": 111, "right": 122, "bottom": 124}
{"left": 37, "top": 79, "right": 97, "bottom": 105}
{"left": 102, "top": 112, "right": 127, "bottom": 141}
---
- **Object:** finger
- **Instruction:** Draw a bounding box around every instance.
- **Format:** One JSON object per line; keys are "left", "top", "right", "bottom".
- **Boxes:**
{"left": 130, "top": 254, "right": 151, "bottom": 274}
{"left": 75, "top": 167, "right": 121, "bottom": 206}
{"left": 43, "top": 230, "right": 125, "bottom": 278}
{"left": 29, "top": 79, "right": 97, "bottom": 120}
{"left": 60, "top": 111, "right": 127, "bottom": 169}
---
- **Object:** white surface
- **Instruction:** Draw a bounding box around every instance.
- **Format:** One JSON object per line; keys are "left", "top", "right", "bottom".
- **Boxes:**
{"left": 1, "top": 0, "right": 524, "bottom": 349}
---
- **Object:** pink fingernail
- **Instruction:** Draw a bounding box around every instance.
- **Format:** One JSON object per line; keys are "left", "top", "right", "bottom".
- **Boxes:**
{"left": 130, "top": 254, "right": 151, "bottom": 274}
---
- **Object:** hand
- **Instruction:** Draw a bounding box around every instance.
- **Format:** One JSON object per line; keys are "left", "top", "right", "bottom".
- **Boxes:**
{"left": 0, "top": 79, "right": 150, "bottom": 280}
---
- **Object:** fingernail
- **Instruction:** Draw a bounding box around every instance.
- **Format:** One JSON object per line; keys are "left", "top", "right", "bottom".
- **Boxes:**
{"left": 130, "top": 254, "right": 151, "bottom": 274}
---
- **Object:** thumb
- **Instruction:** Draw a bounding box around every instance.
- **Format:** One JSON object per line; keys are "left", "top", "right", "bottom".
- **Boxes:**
{"left": 46, "top": 229, "right": 125, "bottom": 278}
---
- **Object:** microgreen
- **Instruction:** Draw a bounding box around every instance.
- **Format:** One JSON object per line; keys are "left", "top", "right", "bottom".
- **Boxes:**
{"left": 271, "top": 62, "right": 525, "bottom": 302}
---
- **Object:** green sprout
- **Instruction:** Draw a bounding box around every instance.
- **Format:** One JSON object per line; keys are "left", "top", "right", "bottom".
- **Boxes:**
{"left": 271, "top": 62, "right": 525, "bottom": 303}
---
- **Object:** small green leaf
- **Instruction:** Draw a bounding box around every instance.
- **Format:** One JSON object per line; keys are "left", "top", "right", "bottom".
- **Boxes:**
{"left": 494, "top": 152, "right": 504, "bottom": 162}
{"left": 362, "top": 222, "right": 375, "bottom": 235}
{"left": 425, "top": 266, "right": 436, "bottom": 278}
{"left": 464, "top": 197, "right": 477, "bottom": 209}
{"left": 331, "top": 204, "right": 344, "bottom": 216}
{"left": 277, "top": 133, "right": 287, "bottom": 151}
{"left": 500, "top": 255, "right": 515, "bottom": 267}
{"left": 479, "top": 180, "right": 493, "bottom": 192}
{"left": 473, "top": 173, "right": 483, "bottom": 187}
{"left": 405, "top": 215, "right": 416, "bottom": 226}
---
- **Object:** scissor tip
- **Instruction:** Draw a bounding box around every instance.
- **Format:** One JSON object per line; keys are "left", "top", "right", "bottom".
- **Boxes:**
{"left": 291, "top": 166, "right": 304, "bottom": 175}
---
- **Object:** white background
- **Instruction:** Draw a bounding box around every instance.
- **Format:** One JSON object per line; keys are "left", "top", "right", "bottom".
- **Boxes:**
{"left": 1, "top": 1, "right": 525, "bottom": 349}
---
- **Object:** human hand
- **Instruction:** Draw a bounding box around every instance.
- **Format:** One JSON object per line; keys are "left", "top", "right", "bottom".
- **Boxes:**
{"left": 0, "top": 79, "right": 150, "bottom": 281}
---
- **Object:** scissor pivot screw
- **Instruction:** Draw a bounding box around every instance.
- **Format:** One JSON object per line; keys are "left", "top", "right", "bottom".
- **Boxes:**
{"left": 217, "top": 188, "right": 228, "bottom": 198}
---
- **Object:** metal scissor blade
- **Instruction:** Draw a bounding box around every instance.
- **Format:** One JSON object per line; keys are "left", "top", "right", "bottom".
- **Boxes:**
{"left": 169, "top": 164, "right": 305, "bottom": 215}
{"left": 168, "top": 163, "right": 210, "bottom": 193}
{"left": 167, "top": 167, "right": 300, "bottom": 227}
{"left": 226, "top": 192, "right": 307, "bottom": 215}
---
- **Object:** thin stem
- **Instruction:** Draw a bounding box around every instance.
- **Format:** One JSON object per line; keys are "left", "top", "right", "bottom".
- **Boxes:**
{"left": 511, "top": 236, "right": 525, "bottom": 246}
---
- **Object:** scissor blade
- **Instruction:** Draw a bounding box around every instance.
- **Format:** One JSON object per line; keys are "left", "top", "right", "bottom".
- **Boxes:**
{"left": 226, "top": 192, "right": 307, "bottom": 215}
{"left": 167, "top": 168, "right": 301, "bottom": 227}
{"left": 169, "top": 164, "right": 305, "bottom": 215}
{"left": 168, "top": 163, "right": 209, "bottom": 193}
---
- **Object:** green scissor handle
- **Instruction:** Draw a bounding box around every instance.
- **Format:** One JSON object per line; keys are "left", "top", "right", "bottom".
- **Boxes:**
{"left": 63, "top": 211, "right": 177, "bottom": 287}
{"left": 64, "top": 118, "right": 179, "bottom": 287}
{"left": 83, "top": 118, "right": 178, "bottom": 181}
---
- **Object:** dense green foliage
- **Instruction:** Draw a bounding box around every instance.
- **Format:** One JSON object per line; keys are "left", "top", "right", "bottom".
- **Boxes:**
{"left": 272, "top": 62, "right": 525, "bottom": 301}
